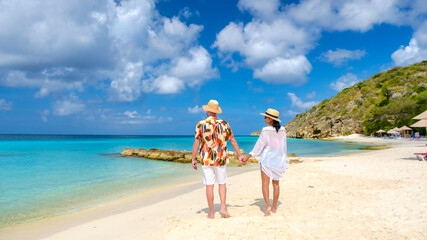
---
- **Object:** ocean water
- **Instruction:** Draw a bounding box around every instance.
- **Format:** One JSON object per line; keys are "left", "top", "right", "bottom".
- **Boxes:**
{"left": 0, "top": 135, "right": 368, "bottom": 228}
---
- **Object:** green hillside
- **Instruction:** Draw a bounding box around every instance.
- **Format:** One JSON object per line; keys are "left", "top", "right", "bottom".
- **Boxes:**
{"left": 283, "top": 61, "right": 427, "bottom": 139}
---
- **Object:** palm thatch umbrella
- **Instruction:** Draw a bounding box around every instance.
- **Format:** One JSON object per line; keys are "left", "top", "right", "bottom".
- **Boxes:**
{"left": 376, "top": 129, "right": 386, "bottom": 137}
{"left": 399, "top": 126, "right": 412, "bottom": 138}
{"left": 412, "top": 110, "right": 427, "bottom": 136}
{"left": 411, "top": 119, "right": 427, "bottom": 127}
{"left": 413, "top": 110, "right": 427, "bottom": 120}
{"left": 387, "top": 129, "right": 398, "bottom": 135}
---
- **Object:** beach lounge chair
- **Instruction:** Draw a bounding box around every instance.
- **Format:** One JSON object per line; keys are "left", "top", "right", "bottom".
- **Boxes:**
{"left": 414, "top": 153, "right": 427, "bottom": 161}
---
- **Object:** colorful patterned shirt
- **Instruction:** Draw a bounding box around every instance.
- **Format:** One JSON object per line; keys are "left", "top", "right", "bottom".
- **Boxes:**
{"left": 195, "top": 117, "right": 234, "bottom": 166}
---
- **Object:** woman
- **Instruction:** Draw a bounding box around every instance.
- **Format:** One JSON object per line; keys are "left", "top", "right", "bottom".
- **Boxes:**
{"left": 242, "top": 108, "right": 287, "bottom": 216}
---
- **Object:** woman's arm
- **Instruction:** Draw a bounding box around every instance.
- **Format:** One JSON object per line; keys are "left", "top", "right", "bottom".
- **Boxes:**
{"left": 249, "top": 131, "right": 266, "bottom": 157}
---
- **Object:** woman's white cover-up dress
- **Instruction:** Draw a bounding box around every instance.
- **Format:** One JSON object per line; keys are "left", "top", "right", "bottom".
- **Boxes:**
{"left": 249, "top": 126, "right": 287, "bottom": 180}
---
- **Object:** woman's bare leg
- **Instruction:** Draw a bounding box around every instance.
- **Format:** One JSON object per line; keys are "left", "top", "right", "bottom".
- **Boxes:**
{"left": 261, "top": 170, "right": 271, "bottom": 216}
{"left": 272, "top": 180, "right": 280, "bottom": 213}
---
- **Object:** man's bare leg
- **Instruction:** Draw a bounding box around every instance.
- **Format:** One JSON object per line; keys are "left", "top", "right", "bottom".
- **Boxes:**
{"left": 261, "top": 171, "right": 271, "bottom": 216}
{"left": 206, "top": 185, "right": 215, "bottom": 218}
{"left": 272, "top": 180, "right": 280, "bottom": 213}
{"left": 218, "top": 184, "right": 231, "bottom": 218}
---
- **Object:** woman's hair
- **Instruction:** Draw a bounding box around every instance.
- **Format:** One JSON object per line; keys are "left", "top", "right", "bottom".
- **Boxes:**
{"left": 272, "top": 120, "right": 281, "bottom": 133}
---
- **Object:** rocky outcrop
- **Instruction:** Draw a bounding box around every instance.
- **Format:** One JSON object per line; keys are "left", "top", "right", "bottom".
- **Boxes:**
{"left": 121, "top": 148, "right": 302, "bottom": 165}
{"left": 121, "top": 148, "right": 254, "bottom": 165}
{"left": 250, "top": 130, "right": 261, "bottom": 136}
{"left": 285, "top": 115, "right": 364, "bottom": 139}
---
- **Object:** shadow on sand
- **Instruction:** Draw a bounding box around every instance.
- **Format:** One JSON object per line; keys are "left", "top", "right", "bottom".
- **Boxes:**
{"left": 250, "top": 198, "right": 282, "bottom": 213}
{"left": 197, "top": 203, "right": 243, "bottom": 216}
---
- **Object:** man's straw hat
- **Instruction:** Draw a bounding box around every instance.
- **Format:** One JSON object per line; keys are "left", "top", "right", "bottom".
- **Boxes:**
{"left": 260, "top": 108, "right": 281, "bottom": 122}
{"left": 203, "top": 100, "right": 222, "bottom": 114}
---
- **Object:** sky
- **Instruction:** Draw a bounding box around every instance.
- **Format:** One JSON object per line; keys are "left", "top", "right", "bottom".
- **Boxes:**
{"left": 0, "top": 0, "right": 426, "bottom": 135}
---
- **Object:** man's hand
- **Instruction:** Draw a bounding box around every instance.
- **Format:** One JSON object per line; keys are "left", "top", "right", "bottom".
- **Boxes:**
{"left": 239, "top": 155, "right": 245, "bottom": 165}
{"left": 192, "top": 159, "right": 198, "bottom": 170}
{"left": 241, "top": 154, "right": 251, "bottom": 165}
{"left": 191, "top": 138, "right": 200, "bottom": 170}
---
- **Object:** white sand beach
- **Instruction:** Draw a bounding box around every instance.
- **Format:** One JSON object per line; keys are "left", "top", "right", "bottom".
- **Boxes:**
{"left": 2, "top": 135, "right": 427, "bottom": 240}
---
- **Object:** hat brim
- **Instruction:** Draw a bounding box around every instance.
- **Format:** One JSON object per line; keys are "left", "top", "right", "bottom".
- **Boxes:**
{"left": 203, "top": 105, "right": 222, "bottom": 114}
{"left": 260, "top": 113, "right": 281, "bottom": 122}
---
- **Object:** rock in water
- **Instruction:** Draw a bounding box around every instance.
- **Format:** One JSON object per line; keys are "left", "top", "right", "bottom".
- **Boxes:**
{"left": 120, "top": 148, "right": 256, "bottom": 165}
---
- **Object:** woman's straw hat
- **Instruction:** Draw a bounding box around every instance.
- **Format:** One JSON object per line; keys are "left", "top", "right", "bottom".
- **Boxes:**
{"left": 203, "top": 100, "right": 222, "bottom": 114}
{"left": 260, "top": 108, "right": 281, "bottom": 122}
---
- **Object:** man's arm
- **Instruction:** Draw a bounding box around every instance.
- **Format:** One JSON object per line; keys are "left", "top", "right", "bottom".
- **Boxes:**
{"left": 229, "top": 136, "right": 243, "bottom": 160}
{"left": 191, "top": 138, "right": 200, "bottom": 170}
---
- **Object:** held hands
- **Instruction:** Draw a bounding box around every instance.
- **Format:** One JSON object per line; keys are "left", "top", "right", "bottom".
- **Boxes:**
{"left": 238, "top": 155, "right": 245, "bottom": 165}
{"left": 239, "top": 154, "right": 252, "bottom": 165}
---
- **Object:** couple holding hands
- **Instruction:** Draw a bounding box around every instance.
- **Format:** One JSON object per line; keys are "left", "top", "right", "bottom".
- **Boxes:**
{"left": 191, "top": 100, "right": 288, "bottom": 218}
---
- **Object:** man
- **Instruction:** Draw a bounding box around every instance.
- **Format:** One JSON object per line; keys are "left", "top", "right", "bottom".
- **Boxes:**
{"left": 191, "top": 99, "right": 243, "bottom": 219}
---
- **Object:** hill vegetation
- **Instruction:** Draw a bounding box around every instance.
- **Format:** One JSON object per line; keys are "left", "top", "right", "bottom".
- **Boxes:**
{"left": 279, "top": 61, "right": 427, "bottom": 138}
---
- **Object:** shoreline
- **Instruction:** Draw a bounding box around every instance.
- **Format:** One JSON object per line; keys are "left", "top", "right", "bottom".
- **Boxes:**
{"left": 2, "top": 135, "right": 426, "bottom": 240}
{"left": 0, "top": 164, "right": 259, "bottom": 240}
{"left": 0, "top": 137, "right": 366, "bottom": 231}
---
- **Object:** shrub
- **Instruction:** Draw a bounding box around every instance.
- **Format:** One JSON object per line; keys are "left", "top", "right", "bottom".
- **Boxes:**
{"left": 415, "top": 91, "right": 427, "bottom": 105}
{"left": 354, "top": 99, "right": 363, "bottom": 107}
{"left": 412, "top": 86, "right": 425, "bottom": 93}
{"left": 381, "top": 86, "right": 391, "bottom": 99}
{"left": 362, "top": 118, "right": 393, "bottom": 135}
{"left": 378, "top": 98, "right": 390, "bottom": 107}
{"left": 373, "top": 73, "right": 382, "bottom": 79}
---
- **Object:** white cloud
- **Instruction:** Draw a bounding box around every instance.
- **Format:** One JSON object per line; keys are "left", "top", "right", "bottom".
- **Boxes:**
{"left": 320, "top": 49, "right": 366, "bottom": 66}
{"left": 144, "top": 75, "right": 185, "bottom": 94}
{"left": 0, "top": 0, "right": 217, "bottom": 104}
{"left": 237, "top": 0, "right": 280, "bottom": 21}
{"left": 118, "top": 110, "right": 172, "bottom": 125}
{"left": 286, "top": 0, "right": 405, "bottom": 32}
{"left": 109, "top": 61, "right": 143, "bottom": 102}
{"left": 123, "top": 111, "right": 139, "bottom": 118}
{"left": 214, "top": 2, "right": 314, "bottom": 84}
{"left": 214, "top": 0, "right": 424, "bottom": 85}
{"left": 392, "top": 22, "right": 427, "bottom": 66}
{"left": 141, "top": 16, "right": 204, "bottom": 63}
{"left": 170, "top": 47, "right": 219, "bottom": 87}
{"left": 1, "top": 70, "right": 84, "bottom": 98}
{"left": 392, "top": 39, "right": 423, "bottom": 66}
{"left": 214, "top": 18, "right": 312, "bottom": 68}
{"left": 330, "top": 73, "right": 360, "bottom": 91}
{"left": 178, "top": 7, "right": 195, "bottom": 19}
{"left": 53, "top": 95, "right": 85, "bottom": 116}
{"left": 188, "top": 105, "right": 204, "bottom": 114}
{"left": 305, "top": 91, "right": 316, "bottom": 100}
{"left": 0, "top": 99, "right": 13, "bottom": 110}
{"left": 141, "top": 47, "right": 218, "bottom": 94}
{"left": 253, "top": 56, "right": 312, "bottom": 84}
{"left": 0, "top": 0, "right": 115, "bottom": 70}
{"left": 287, "top": 92, "right": 319, "bottom": 110}
{"left": 213, "top": 22, "right": 245, "bottom": 53}
{"left": 41, "top": 109, "right": 50, "bottom": 122}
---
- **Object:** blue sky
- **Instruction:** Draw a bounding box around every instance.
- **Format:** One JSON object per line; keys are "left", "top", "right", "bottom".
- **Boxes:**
{"left": 0, "top": 0, "right": 426, "bottom": 135}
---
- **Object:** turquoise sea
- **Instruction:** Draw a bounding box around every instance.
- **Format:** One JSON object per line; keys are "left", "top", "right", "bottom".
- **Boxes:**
{"left": 0, "top": 135, "right": 368, "bottom": 228}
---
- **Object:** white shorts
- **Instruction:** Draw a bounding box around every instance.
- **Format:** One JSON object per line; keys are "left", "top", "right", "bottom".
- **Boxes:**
{"left": 201, "top": 165, "right": 227, "bottom": 185}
